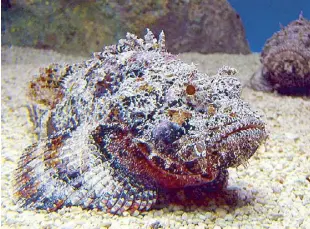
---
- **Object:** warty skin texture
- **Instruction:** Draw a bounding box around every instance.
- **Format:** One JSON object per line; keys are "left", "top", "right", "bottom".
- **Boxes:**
{"left": 251, "top": 14, "right": 310, "bottom": 95}
{"left": 14, "top": 29, "right": 267, "bottom": 215}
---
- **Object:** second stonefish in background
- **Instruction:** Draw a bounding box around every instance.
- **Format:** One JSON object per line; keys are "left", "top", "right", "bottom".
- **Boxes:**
{"left": 251, "top": 13, "right": 310, "bottom": 96}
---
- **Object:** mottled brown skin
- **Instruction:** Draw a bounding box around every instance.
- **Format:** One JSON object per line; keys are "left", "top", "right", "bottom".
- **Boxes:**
{"left": 14, "top": 30, "right": 266, "bottom": 215}
{"left": 251, "top": 14, "right": 310, "bottom": 95}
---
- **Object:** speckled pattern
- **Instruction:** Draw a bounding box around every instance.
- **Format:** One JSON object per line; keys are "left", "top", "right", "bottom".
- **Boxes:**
{"left": 2, "top": 47, "right": 310, "bottom": 228}
{"left": 10, "top": 30, "right": 265, "bottom": 215}
{"left": 251, "top": 14, "right": 310, "bottom": 95}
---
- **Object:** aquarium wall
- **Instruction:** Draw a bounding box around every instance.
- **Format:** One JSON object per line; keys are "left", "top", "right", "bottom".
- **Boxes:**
{"left": 229, "top": 0, "right": 310, "bottom": 52}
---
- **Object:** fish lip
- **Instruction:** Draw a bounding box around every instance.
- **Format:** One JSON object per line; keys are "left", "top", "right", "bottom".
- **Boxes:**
{"left": 205, "top": 118, "right": 266, "bottom": 147}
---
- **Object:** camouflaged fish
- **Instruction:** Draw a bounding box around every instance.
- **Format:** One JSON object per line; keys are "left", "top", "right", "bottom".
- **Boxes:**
{"left": 251, "top": 14, "right": 310, "bottom": 95}
{"left": 14, "top": 29, "right": 266, "bottom": 215}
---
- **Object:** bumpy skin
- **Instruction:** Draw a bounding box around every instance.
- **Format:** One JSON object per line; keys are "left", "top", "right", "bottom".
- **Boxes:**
{"left": 14, "top": 30, "right": 266, "bottom": 215}
{"left": 251, "top": 14, "right": 310, "bottom": 95}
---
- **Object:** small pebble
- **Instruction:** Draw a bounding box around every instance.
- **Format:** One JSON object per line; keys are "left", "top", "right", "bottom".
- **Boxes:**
{"left": 181, "top": 213, "right": 188, "bottom": 221}
{"left": 216, "top": 208, "right": 228, "bottom": 218}
{"left": 285, "top": 133, "right": 300, "bottom": 141}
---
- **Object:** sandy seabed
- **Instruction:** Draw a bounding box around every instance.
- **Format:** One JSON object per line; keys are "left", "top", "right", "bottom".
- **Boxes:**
{"left": 1, "top": 46, "right": 310, "bottom": 229}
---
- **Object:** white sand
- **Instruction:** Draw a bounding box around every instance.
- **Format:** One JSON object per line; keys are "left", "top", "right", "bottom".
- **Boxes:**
{"left": 1, "top": 46, "right": 310, "bottom": 229}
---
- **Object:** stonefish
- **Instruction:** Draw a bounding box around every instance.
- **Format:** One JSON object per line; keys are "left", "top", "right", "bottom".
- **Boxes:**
{"left": 251, "top": 14, "right": 310, "bottom": 95}
{"left": 14, "top": 30, "right": 266, "bottom": 215}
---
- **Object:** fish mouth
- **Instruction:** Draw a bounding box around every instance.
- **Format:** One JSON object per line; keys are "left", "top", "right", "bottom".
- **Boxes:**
{"left": 204, "top": 118, "right": 266, "bottom": 168}
{"left": 207, "top": 119, "right": 265, "bottom": 144}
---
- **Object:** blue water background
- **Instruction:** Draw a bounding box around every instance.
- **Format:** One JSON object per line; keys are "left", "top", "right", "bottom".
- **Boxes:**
{"left": 228, "top": 0, "right": 310, "bottom": 52}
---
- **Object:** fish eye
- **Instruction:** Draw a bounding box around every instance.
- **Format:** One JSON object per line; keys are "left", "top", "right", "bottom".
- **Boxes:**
{"left": 185, "top": 84, "right": 196, "bottom": 95}
{"left": 152, "top": 121, "right": 185, "bottom": 145}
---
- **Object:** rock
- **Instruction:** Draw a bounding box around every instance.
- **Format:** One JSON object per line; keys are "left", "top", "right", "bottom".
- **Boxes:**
{"left": 148, "top": 0, "right": 250, "bottom": 54}
{"left": 2, "top": 0, "right": 250, "bottom": 55}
